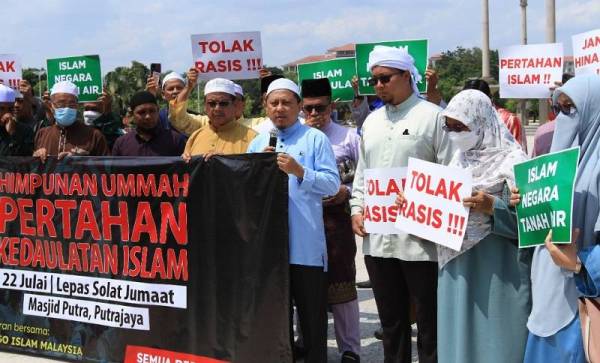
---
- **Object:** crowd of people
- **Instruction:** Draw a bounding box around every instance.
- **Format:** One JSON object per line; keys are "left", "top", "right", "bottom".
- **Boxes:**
{"left": 0, "top": 44, "right": 598, "bottom": 363}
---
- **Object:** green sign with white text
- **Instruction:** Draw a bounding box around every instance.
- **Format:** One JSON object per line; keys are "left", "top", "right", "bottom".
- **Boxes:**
{"left": 514, "top": 147, "right": 580, "bottom": 248}
{"left": 297, "top": 58, "right": 357, "bottom": 102}
{"left": 47, "top": 55, "right": 102, "bottom": 103}
{"left": 355, "top": 39, "right": 428, "bottom": 95}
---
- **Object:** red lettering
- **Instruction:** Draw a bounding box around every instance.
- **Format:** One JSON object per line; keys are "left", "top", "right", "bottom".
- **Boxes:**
{"left": 101, "top": 201, "right": 129, "bottom": 242}
{"left": 17, "top": 198, "right": 35, "bottom": 236}
{"left": 0, "top": 197, "right": 17, "bottom": 233}
{"left": 74, "top": 200, "right": 101, "bottom": 240}
{"left": 160, "top": 202, "right": 187, "bottom": 245}
{"left": 131, "top": 202, "right": 158, "bottom": 243}
{"left": 36, "top": 199, "right": 56, "bottom": 237}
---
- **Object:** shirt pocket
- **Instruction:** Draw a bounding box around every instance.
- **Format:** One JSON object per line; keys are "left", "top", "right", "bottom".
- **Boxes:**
{"left": 391, "top": 135, "right": 431, "bottom": 163}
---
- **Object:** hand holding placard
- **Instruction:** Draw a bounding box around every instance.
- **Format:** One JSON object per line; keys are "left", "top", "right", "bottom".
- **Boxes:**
{"left": 394, "top": 158, "right": 472, "bottom": 251}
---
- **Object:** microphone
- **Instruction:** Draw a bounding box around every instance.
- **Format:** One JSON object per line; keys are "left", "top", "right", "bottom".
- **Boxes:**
{"left": 269, "top": 128, "right": 278, "bottom": 148}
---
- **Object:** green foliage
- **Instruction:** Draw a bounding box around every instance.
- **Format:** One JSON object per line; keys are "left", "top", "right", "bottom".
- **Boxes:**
{"left": 22, "top": 68, "right": 47, "bottom": 97}
{"left": 435, "top": 47, "right": 499, "bottom": 102}
{"left": 104, "top": 61, "right": 150, "bottom": 116}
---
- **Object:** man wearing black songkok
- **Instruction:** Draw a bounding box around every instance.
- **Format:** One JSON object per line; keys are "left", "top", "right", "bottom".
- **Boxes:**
{"left": 111, "top": 91, "right": 186, "bottom": 156}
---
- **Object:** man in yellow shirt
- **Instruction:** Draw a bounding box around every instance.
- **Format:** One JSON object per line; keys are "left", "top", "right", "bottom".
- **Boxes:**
{"left": 182, "top": 78, "right": 256, "bottom": 159}
{"left": 169, "top": 68, "right": 280, "bottom": 135}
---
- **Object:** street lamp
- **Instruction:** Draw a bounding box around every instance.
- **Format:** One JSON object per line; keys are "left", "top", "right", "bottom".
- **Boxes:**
{"left": 33, "top": 68, "right": 45, "bottom": 98}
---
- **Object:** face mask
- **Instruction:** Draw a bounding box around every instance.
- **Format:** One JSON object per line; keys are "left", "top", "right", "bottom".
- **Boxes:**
{"left": 83, "top": 110, "right": 102, "bottom": 126}
{"left": 54, "top": 108, "right": 78, "bottom": 127}
{"left": 448, "top": 130, "right": 479, "bottom": 152}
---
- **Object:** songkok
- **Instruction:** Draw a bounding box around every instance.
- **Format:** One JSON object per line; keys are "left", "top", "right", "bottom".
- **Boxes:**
{"left": 129, "top": 91, "right": 157, "bottom": 111}
{"left": 233, "top": 83, "right": 244, "bottom": 96}
{"left": 260, "top": 74, "right": 284, "bottom": 94}
{"left": 0, "top": 84, "right": 16, "bottom": 103}
{"left": 204, "top": 78, "right": 237, "bottom": 97}
{"left": 301, "top": 78, "right": 332, "bottom": 99}
{"left": 266, "top": 78, "right": 300, "bottom": 98}
{"left": 367, "top": 45, "right": 422, "bottom": 94}
{"left": 162, "top": 72, "right": 186, "bottom": 89}
{"left": 51, "top": 81, "right": 79, "bottom": 97}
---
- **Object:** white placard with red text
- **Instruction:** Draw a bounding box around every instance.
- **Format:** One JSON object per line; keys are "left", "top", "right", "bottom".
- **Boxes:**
{"left": 572, "top": 29, "right": 600, "bottom": 76}
{"left": 499, "top": 43, "right": 564, "bottom": 99}
{"left": 190, "top": 31, "right": 262, "bottom": 81}
{"left": 0, "top": 54, "right": 22, "bottom": 90}
{"left": 363, "top": 167, "right": 407, "bottom": 235}
{"left": 394, "top": 158, "right": 472, "bottom": 251}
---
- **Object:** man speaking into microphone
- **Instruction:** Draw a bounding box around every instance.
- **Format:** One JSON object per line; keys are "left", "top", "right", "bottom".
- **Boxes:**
{"left": 247, "top": 78, "right": 339, "bottom": 363}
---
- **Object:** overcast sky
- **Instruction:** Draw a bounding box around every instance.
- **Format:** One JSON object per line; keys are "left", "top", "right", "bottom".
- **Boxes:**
{"left": 2, "top": 0, "right": 598, "bottom": 74}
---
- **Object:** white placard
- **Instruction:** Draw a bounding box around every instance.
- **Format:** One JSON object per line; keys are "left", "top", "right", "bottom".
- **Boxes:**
{"left": 363, "top": 167, "right": 407, "bottom": 235}
{"left": 499, "top": 43, "right": 564, "bottom": 99}
{"left": 394, "top": 158, "right": 472, "bottom": 251}
{"left": 0, "top": 54, "right": 22, "bottom": 90}
{"left": 572, "top": 29, "right": 600, "bottom": 76}
{"left": 190, "top": 31, "right": 262, "bottom": 80}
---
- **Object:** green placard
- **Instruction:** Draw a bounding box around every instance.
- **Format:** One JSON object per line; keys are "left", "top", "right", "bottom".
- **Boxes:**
{"left": 514, "top": 147, "right": 580, "bottom": 248}
{"left": 355, "top": 39, "right": 428, "bottom": 95}
{"left": 47, "top": 55, "right": 102, "bottom": 103}
{"left": 297, "top": 58, "right": 357, "bottom": 102}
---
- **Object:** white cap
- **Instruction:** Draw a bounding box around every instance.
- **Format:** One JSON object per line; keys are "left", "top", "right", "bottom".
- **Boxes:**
{"left": 51, "top": 81, "right": 79, "bottom": 97}
{"left": 0, "top": 84, "right": 16, "bottom": 103}
{"left": 266, "top": 78, "right": 300, "bottom": 97}
{"left": 366, "top": 45, "right": 422, "bottom": 94}
{"left": 233, "top": 83, "right": 244, "bottom": 96}
{"left": 204, "top": 78, "right": 236, "bottom": 96}
{"left": 14, "top": 89, "right": 23, "bottom": 99}
{"left": 162, "top": 72, "right": 186, "bottom": 89}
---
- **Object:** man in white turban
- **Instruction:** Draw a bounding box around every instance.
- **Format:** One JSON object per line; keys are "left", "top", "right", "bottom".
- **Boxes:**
{"left": 349, "top": 45, "right": 452, "bottom": 363}
{"left": 33, "top": 81, "right": 109, "bottom": 161}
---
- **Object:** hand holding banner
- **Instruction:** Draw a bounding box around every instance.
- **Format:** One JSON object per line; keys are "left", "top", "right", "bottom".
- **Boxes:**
{"left": 297, "top": 58, "right": 357, "bottom": 102}
{"left": 354, "top": 39, "right": 428, "bottom": 95}
{"left": 0, "top": 54, "right": 22, "bottom": 90}
{"left": 191, "top": 31, "right": 262, "bottom": 80}
{"left": 395, "top": 158, "right": 472, "bottom": 251}
{"left": 572, "top": 28, "right": 600, "bottom": 76}
{"left": 499, "top": 43, "right": 564, "bottom": 99}
{"left": 363, "top": 167, "right": 406, "bottom": 235}
{"left": 513, "top": 147, "right": 580, "bottom": 248}
{"left": 46, "top": 55, "right": 102, "bottom": 102}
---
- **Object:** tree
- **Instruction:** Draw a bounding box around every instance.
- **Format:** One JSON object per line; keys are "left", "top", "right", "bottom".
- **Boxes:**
{"left": 104, "top": 61, "right": 150, "bottom": 116}
{"left": 435, "top": 47, "right": 499, "bottom": 102}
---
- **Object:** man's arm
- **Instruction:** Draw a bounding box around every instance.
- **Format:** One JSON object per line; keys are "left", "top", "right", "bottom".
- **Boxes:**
{"left": 168, "top": 67, "right": 209, "bottom": 135}
{"left": 296, "top": 135, "right": 340, "bottom": 197}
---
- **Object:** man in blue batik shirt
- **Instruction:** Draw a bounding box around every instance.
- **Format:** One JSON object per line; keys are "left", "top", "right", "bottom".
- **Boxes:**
{"left": 247, "top": 78, "right": 339, "bottom": 363}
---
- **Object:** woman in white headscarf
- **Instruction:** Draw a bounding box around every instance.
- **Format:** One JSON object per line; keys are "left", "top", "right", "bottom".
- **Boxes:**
{"left": 397, "top": 89, "right": 531, "bottom": 363}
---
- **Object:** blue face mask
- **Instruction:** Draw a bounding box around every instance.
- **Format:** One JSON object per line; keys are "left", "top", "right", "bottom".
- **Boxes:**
{"left": 54, "top": 107, "right": 78, "bottom": 127}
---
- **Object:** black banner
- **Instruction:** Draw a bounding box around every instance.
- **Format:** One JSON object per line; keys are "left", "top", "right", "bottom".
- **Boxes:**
{"left": 0, "top": 154, "right": 291, "bottom": 362}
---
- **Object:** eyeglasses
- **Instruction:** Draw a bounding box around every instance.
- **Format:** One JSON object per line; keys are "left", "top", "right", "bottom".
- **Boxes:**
{"left": 442, "top": 118, "right": 470, "bottom": 132}
{"left": 367, "top": 71, "right": 404, "bottom": 86}
{"left": 303, "top": 104, "right": 329, "bottom": 114}
{"left": 552, "top": 103, "right": 577, "bottom": 116}
{"left": 206, "top": 100, "right": 232, "bottom": 108}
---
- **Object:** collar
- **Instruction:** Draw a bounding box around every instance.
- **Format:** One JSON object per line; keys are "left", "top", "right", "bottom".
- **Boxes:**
{"left": 279, "top": 119, "right": 302, "bottom": 136}
{"left": 386, "top": 92, "right": 419, "bottom": 115}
